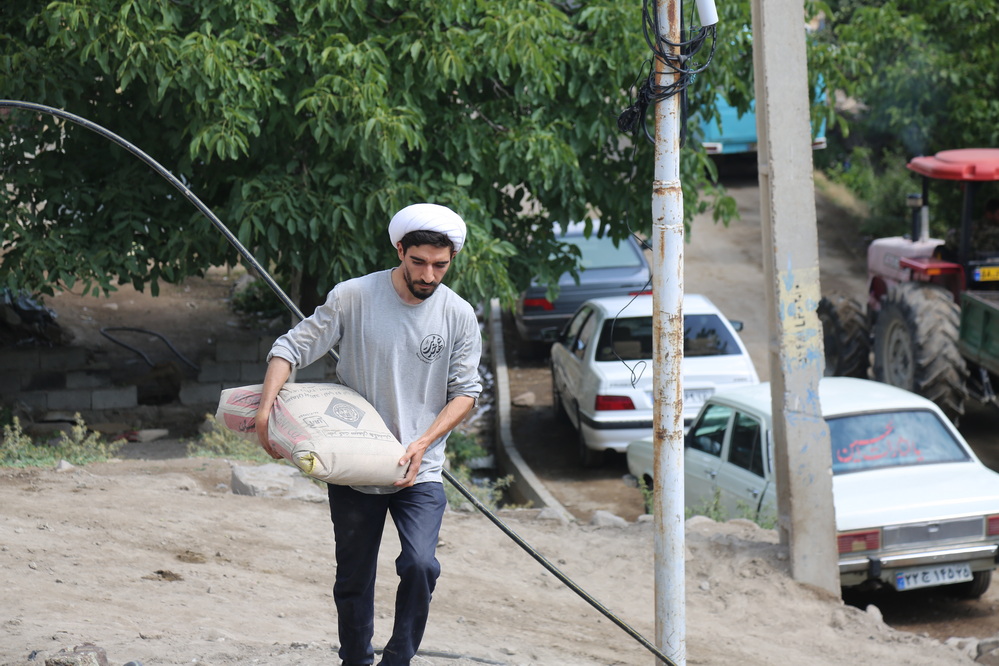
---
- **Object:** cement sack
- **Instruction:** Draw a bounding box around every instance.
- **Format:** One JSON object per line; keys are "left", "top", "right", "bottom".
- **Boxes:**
{"left": 216, "top": 383, "right": 407, "bottom": 486}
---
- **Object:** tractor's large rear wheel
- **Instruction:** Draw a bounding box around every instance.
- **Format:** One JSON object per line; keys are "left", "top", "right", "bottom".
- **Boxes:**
{"left": 870, "top": 283, "right": 968, "bottom": 421}
{"left": 818, "top": 294, "right": 870, "bottom": 378}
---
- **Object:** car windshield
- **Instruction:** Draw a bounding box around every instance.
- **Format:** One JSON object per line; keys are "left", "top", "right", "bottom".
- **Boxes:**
{"left": 827, "top": 409, "right": 971, "bottom": 475}
{"left": 593, "top": 313, "right": 741, "bottom": 361}
{"left": 563, "top": 234, "right": 643, "bottom": 270}
{"left": 684, "top": 314, "right": 741, "bottom": 357}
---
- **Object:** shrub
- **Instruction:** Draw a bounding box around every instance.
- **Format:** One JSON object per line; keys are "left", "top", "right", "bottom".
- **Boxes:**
{"left": 684, "top": 488, "right": 727, "bottom": 522}
{"left": 657, "top": 488, "right": 778, "bottom": 530}
{"left": 825, "top": 146, "right": 929, "bottom": 239}
{"left": 446, "top": 430, "right": 487, "bottom": 467}
{"left": 637, "top": 477, "right": 653, "bottom": 514}
{"left": 1, "top": 415, "right": 125, "bottom": 468}
{"left": 444, "top": 430, "right": 510, "bottom": 512}
{"left": 443, "top": 463, "right": 513, "bottom": 513}
{"left": 187, "top": 415, "right": 275, "bottom": 463}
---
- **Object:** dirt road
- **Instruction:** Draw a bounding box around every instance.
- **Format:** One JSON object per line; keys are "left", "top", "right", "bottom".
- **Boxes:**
{"left": 504, "top": 173, "right": 872, "bottom": 525}
{"left": 502, "top": 172, "right": 999, "bottom": 643}
{"left": 25, "top": 170, "right": 999, "bottom": 648}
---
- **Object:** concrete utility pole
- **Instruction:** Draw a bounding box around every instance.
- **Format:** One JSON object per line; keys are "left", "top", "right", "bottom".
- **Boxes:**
{"left": 749, "top": 0, "right": 839, "bottom": 594}
{"left": 651, "top": 0, "right": 686, "bottom": 662}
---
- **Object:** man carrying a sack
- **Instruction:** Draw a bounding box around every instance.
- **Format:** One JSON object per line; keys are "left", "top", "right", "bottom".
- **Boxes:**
{"left": 254, "top": 203, "right": 483, "bottom": 666}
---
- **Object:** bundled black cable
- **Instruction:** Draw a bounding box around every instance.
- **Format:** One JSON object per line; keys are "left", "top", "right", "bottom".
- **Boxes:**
{"left": 618, "top": 0, "right": 718, "bottom": 145}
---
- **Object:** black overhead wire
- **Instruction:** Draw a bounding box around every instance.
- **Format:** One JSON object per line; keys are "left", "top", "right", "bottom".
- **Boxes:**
{"left": 618, "top": 0, "right": 718, "bottom": 145}
{"left": 612, "top": 0, "right": 717, "bottom": 386}
{"left": 0, "top": 99, "right": 678, "bottom": 666}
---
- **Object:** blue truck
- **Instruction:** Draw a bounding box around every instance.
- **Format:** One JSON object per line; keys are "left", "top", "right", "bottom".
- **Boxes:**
{"left": 698, "top": 93, "right": 827, "bottom": 155}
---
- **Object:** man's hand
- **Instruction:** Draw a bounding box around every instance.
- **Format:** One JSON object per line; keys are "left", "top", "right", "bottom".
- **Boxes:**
{"left": 394, "top": 441, "right": 427, "bottom": 487}
{"left": 393, "top": 396, "right": 476, "bottom": 487}
{"left": 254, "top": 409, "right": 282, "bottom": 460}
{"left": 255, "top": 357, "right": 293, "bottom": 461}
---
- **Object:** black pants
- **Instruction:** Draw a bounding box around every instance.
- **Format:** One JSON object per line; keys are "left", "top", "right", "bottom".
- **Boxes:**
{"left": 328, "top": 482, "right": 447, "bottom": 666}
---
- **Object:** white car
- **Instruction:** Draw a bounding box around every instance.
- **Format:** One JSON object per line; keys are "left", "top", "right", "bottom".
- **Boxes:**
{"left": 550, "top": 293, "right": 759, "bottom": 467}
{"left": 626, "top": 377, "right": 999, "bottom": 596}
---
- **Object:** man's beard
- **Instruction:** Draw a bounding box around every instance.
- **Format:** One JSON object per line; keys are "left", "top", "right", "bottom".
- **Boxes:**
{"left": 402, "top": 266, "right": 439, "bottom": 301}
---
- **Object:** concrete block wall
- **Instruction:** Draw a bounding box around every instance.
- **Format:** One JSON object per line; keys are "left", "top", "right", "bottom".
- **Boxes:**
{"left": 183, "top": 336, "right": 336, "bottom": 405}
{"left": 0, "top": 346, "right": 138, "bottom": 414}
{"left": 1, "top": 335, "right": 337, "bottom": 415}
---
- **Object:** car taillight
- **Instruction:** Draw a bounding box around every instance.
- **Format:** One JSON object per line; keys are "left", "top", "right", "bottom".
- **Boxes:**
{"left": 837, "top": 529, "right": 880, "bottom": 554}
{"left": 594, "top": 395, "right": 635, "bottom": 411}
{"left": 522, "top": 298, "right": 554, "bottom": 311}
{"left": 628, "top": 290, "right": 653, "bottom": 296}
{"left": 987, "top": 515, "right": 999, "bottom": 537}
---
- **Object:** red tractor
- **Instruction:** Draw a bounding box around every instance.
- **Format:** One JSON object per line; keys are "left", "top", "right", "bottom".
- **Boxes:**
{"left": 821, "top": 148, "right": 999, "bottom": 421}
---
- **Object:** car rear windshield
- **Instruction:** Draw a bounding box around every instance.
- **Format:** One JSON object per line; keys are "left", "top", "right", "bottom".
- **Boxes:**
{"left": 594, "top": 313, "right": 741, "bottom": 361}
{"left": 827, "top": 409, "right": 971, "bottom": 475}
{"left": 565, "top": 235, "right": 645, "bottom": 270}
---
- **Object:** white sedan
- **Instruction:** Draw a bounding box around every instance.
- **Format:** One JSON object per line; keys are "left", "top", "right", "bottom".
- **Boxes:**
{"left": 550, "top": 293, "right": 759, "bottom": 467}
{"left": 626, "top": 377, "right": 999, "bottom": 596}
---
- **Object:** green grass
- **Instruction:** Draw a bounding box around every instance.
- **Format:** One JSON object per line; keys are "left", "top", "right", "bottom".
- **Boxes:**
{"left": 1, "top": 415, "right": 126, "bottom": 468}
{"left": 443, "top": 430, "right": 511, "bottom": 512}
{"left": 640, "top": 484, "right": 778, "bottom": 531}
{"left": 444, "top": 463, "right": 513, "bottom": 512}
{"left": 187, "top": 414, "right": 276, "bottom": 463}
{"left": 685, "top": 490, "right": 778, "bottom": 530}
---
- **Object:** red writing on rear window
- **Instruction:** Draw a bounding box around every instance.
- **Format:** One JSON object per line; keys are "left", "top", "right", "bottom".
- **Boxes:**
{"left": 835, "top": 422, "right": 924, "bottom": 466}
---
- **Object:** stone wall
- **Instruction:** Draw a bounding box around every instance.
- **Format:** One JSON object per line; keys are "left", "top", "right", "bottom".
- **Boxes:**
{"left": 0, "top": 336, "right": 336, "bottom": 418}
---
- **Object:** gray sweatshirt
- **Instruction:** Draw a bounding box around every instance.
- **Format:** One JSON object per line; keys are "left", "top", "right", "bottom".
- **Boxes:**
{"left": 268, "top": 268, "right": 482, "bottom": 492}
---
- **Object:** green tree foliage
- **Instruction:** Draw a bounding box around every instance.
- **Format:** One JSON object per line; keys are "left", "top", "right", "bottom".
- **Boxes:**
{"left": 1, "top": 0, "right": 742, "bottom": 310}
{"left": 819, "top": 2, "right": 999, "bottom": 232}
{"left": 830, "top": 1, "right": 999, "bottom": 154}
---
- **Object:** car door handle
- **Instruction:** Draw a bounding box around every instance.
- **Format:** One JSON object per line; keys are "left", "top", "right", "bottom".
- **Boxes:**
{"left": 747, "top": 488, "right": 760, "bottom": 498}
{"left": 706, "top": 470, "right": 717, "bottom": 479}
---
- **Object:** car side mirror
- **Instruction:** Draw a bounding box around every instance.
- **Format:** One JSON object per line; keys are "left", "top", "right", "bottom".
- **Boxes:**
{"left": 729, "top": 319, "right": 744, "bottom": 332}
{"left": 540, "top": 327, "right": 561, "bottom": 343}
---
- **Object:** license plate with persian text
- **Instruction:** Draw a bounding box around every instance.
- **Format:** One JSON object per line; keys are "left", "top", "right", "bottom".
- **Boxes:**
{"left": 683, "top": 389, "right": 713, "bottom": 408}
{"left": 974, "top": 266, "right": 999, "bottom": 282}
{"left": 894, "top": 562, "right": 973, "bottom": 591}
{"left": 645, "top": 388, "right": 714, "bottom": 408}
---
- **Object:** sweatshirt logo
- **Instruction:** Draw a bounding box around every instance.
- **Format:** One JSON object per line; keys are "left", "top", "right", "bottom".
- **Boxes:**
{"left": 419, "top": 334, "right": 446, "bottom": 363}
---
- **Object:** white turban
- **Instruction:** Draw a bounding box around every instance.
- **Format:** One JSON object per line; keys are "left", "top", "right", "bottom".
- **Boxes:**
{"left": 388, "top": 203, "right": 466, "bottom": 254}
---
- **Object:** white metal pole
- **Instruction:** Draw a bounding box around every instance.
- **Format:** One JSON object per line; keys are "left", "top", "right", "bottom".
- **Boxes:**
{"left": 652, "top": 0, "right": 685, "bottom": 662}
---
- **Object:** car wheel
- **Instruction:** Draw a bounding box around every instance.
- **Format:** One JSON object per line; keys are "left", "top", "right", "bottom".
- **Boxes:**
{"left": 949, "top": 570, "right": 992, "bottom": 599}
{"left": 575, "top": 406, "right": 604, "bottom": 468}
{"left": 550, "top": 363, "right": 568, "bottom": 423}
